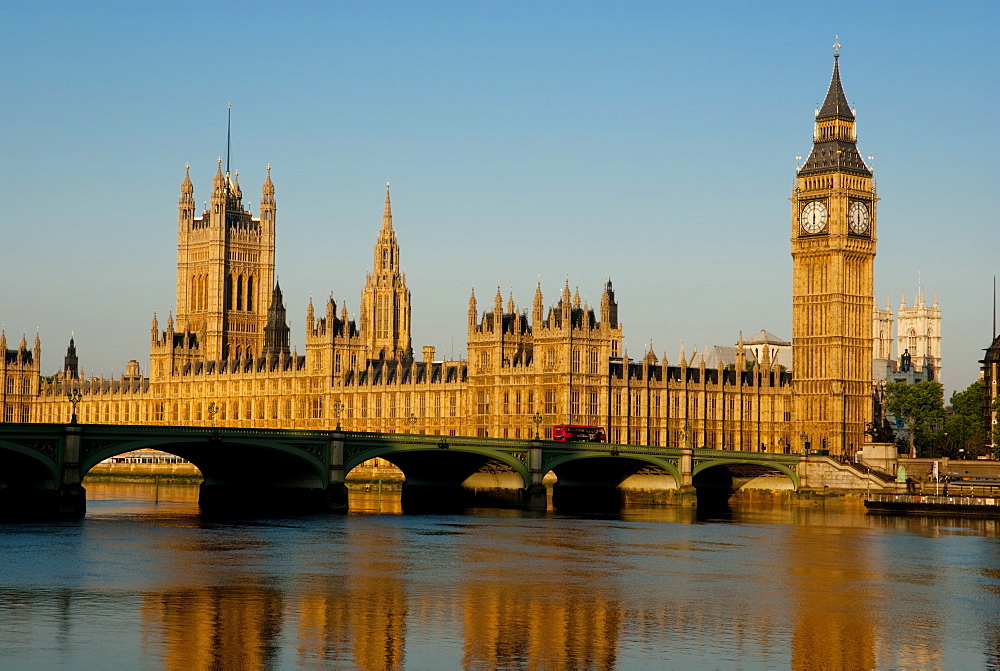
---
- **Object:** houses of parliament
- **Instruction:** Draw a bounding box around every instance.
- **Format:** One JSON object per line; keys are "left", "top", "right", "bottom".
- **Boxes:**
{"left": 1, "top": 51, "right": 936, "bottom": 459}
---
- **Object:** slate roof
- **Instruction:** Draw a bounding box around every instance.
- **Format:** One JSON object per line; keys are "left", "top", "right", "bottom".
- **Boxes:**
{"left": 745, "top": 330, "right": 790, "bottom": 346}
{"left": 798, "top": 56, "right": 872, "bottom": 178}
{"left": 817, "top": 56, "right": 854, "bottom": 121}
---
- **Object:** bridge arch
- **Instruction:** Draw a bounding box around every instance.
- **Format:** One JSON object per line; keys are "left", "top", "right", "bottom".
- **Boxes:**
{"left": 346, "top": 440, "right": 531, "bottom": 510}
{"left": 542, "top": 452, "right": 682, "bottom": 510}
{"left": 80, "top": 435, "right": 328, "bottom": 490}
{"left": 693, "top": 458, "right": 799, "bottom": 491}
{"left": 0, "top": 436, "right": 60, "bottom": 490}
{"left": 70, "top": 426, "right": 338, "bottom": 514}
{"left": 691, "top": 459, "right": 798, "bottom": 510}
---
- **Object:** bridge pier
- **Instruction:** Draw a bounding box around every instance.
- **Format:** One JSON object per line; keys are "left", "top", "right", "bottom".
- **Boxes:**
{"left": 677, "top": 445, "right": 698, "bottom": 506}
{"left": 327, "top": 434, "right": 349, "bottom": 513}
{"left": 56, "top": 424, "right": 87, "bottom": 518}
{"left": 0, "top": 423, "right": 87, "bottom": 520}
{"left": 525, "top": 440, "right": 547, "bottom": 511}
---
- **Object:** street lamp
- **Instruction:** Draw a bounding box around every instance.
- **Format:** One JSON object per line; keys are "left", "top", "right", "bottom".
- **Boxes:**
{"left": 532, "top": 412, "right": 542, "bottom": 439}
{"left": 67, "top": 388, "right": 82, "bottom": 424}
{"left": 333, "top": 399, "right": 344, "bottom": 431}
{"left": 800, "top": 432, "right": 808, "bottom": 455}
{"left": 683, "top": 422, "right": 691, "bottom": 449}
{"left": 407, "top": 413, "right": 417, "bottom": 433}
{"left": 207, "top": 402, "right": 219, "bottom": 428}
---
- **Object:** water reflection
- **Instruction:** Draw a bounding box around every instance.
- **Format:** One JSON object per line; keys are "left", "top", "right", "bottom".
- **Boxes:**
{"left": 141, "top": 584, "right": 284, "bottom": 669}
{"left": 2, "top": 483, "right": 1000, "bottom": 668}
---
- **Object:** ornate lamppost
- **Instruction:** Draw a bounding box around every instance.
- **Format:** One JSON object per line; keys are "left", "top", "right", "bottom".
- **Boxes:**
{"left": 67, "top": 388, "right": 82, "bottom": 424}
{"left": 683, "top": 422, "right": 691, "bottom": 449}
{"left": 407, "top": 413, "right": 417, "bottom": 433}
{"left": 333, "top": 399, "right": 344, "bottom": 431}
{"left": 532, "top": 412, "right": 542, "bottom": 439}
{"left": 207, "top": 402, "right": 219, "bottom": 428}
{"left": 800, "top": 431, "right": 808, "bottom": 455}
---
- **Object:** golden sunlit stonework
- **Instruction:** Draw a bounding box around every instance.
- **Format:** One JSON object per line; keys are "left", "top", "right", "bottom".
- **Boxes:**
{"left": 791, "top": 50, "right": 877, "bottom": 457}
{"left": 9, "top": 53, "right": 876, "bottom": 458}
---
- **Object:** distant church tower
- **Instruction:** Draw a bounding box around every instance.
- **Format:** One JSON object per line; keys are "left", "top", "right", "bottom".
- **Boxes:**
{"left": 172, "top": 160, "right": 276, "bottom": 362}
{"left": 791, "top": 43, "right": 877, "bottom": 457}
{"left": 897, "top": 287, "right": 942, "bottom": 379}
{"left": 872, "top": 297, "right": 894, "bottom": 361}
{"left": 359, "top": 182, "right": 412, "bottom": 361}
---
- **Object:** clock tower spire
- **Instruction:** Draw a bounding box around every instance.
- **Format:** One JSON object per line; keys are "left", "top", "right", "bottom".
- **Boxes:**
{"left": 791, "top": 42, "right": 877, "bottom": 459}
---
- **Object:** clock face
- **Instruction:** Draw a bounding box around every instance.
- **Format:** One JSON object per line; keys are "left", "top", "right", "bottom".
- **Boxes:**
{"left": 800, "top": 201, "right": 829, "bottom": 234}
{"left": 848, "top": 201, "right": 871, "bottom": 234}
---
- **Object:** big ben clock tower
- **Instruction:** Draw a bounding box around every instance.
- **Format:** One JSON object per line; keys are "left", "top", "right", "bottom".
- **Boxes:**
{"left": 791, "top": 40, "right": 876, "bottom": 458}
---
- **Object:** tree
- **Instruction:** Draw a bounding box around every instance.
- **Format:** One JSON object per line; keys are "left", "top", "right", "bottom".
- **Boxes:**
{"left": 884, "top": 381, "right": 945, "bottom": 458}
{"left": 942, "top": 380, "right": 987, "bottom": 458}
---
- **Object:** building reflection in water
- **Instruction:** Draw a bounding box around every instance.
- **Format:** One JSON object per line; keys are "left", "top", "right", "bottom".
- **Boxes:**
{"left": 71, "top": 484, "right": 998, "bottom": 668}
{"left": 140, "top": 584, "right": 283, "bottom": 670}
{"left": 788, "top": 525, "right": 880, "bottom": 670}
{"left": 295, "top": 516, "right": 407, "bottom": 667}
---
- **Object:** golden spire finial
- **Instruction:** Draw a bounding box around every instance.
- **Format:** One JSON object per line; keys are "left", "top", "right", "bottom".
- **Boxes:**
{"left": 833, "top": 35, "right": 841, "bottom": 57}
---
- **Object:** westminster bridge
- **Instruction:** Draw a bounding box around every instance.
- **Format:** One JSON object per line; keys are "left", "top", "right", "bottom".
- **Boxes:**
{"left": 0, "top": 422, "right": 831, "bottom": 518}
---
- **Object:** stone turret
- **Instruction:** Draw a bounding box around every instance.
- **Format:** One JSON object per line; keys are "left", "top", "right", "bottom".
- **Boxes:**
{"left": 262, "top": 281, "right": 291, "bottom": 361}
{"left": 64, "top": 337, "right": 79, "bottom": 380}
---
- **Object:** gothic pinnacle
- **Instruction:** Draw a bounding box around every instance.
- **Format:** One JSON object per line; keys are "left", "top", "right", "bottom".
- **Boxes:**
{"left": 382, "top": 180, "right": 392, "bottom": 230}
{"left": 262, "top": 164, "right": 274, "bottom": 192}
{"left": 181, "top": 164, "right": 193, "bottom": 194}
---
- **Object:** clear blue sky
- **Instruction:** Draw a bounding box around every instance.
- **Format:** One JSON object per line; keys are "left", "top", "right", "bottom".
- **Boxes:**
{"left": 1, "top": 1, "right": 997, "bottom": 398}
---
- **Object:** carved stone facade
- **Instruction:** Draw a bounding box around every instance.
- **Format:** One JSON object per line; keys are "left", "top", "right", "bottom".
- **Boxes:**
{"left": 1, "top": 332, "right": 40, "bottom": 424}
{"left": 9, "top": 52, "right": 877, "bottom": 457}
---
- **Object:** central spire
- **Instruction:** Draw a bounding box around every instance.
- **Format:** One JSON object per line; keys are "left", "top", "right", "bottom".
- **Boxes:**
{"left": 382, "top": 180, "right": 393, "bottom": 230}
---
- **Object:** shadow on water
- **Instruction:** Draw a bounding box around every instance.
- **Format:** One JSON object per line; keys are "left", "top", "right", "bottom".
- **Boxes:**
{"left": 695, "top": 487, "right": 733, "bottom": 522}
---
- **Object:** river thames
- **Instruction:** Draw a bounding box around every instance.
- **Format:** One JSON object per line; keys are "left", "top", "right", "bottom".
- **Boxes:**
{"left": 2, "top": 483, "right": 1000, "bottom": 669}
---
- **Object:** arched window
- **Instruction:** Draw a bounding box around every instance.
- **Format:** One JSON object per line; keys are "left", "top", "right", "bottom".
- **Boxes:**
{"left": 236, "top": 275, "right": 244, "bottom": 311}
{"left": 246, "top": 276, "right": 254, "bottom": 311}
{"left": 225, "top": 275, "right": 233, "bottom": 310}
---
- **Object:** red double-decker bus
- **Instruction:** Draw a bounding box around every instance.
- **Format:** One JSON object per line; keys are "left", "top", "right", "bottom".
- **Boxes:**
{"left": 552, "top": 425, "right": 606, "bottom": 442}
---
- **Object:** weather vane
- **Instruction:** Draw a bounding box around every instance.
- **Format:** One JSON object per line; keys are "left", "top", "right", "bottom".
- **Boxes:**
{"left": 833, "top": 35, "right": 841, "bottom": 56}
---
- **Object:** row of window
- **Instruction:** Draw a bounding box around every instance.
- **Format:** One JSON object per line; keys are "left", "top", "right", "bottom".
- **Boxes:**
{"left": 3, "top": 405, "right": 31, "bottom": 422}
{"left": 478, "top": 348, "right": 606, "bottom": 373}
{"left": 5, "top": 377, "right": 32, "bottom": 394}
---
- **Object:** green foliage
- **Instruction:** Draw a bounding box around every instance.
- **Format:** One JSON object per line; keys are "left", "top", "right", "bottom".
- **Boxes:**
{"left": 940, "top": 380, "right": 988, "bottom": 458}
{"left": 884, "top": 381, "right": 945, "bottom": 457}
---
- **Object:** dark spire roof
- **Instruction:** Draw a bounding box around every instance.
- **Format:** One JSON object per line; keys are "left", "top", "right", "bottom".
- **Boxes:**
{"left": 64, "top": 336, "right": 79, "bottom": 379}
{"left": 817, "top": 55, "right": 854, "bottom": 121}
{"left": 798, "top": 53, "right": 871, "bottom": 178}
{"left": 799, "top": 140, "right": 869, "bottom": 176}
{"left": 262, "top": 280, "right": 290, "bottom": 359}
